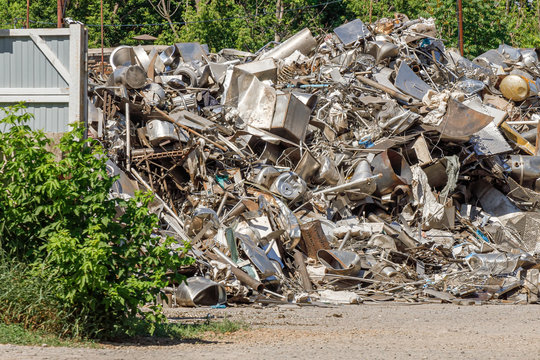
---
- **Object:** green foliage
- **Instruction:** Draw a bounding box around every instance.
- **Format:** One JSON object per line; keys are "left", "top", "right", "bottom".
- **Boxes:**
{"left": 0, "top": 103, "right": 193, "bottom": 338}
{"left": 176, "top": 0, "right": 346, "bottom": 52}
{"left": 2, "top": 0, "right": 539, "bottom": 56}
{"left": 345, "top": 0, "right": 540, "bottom": 57}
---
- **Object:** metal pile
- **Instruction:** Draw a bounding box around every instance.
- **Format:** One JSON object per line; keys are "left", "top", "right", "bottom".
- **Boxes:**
{"left": 88, "top": 14, "right": 540, "bottom": 306}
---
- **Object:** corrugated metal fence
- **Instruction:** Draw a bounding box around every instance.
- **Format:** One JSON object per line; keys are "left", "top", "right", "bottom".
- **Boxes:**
{"left": 0, "top": 25, "right": 87, "bottom": 133}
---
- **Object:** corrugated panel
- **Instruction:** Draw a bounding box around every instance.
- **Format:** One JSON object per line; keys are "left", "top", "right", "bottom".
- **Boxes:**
{"left": 0, "top": 103, "right": 70, "bottom": 133}
{"left": 0, "top": 32, "right": 71, "bottom": 132}
{"left": 0, "top": 36, "right": 69, "bottom": 88}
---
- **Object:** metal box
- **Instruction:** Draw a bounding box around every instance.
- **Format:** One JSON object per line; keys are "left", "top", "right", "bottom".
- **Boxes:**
{"left": 271, "top": 93, "right": 311, "bottom": 143}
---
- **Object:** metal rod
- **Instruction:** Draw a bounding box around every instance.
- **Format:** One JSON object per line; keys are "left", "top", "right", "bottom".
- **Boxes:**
{"left": 457, "top": 0, "right": 464, "bottom": 56}
{"left": 313, "top": 174, "right": 382, "bottom": 195}
{"left": 57, "top": 0, "right": 62, "bottom": 27}
{"left": 507, "top": 120, "right": 540, "bottom": 125}
{"left": 125, "top": 102, "right": 131, "bottom": 172}
{"left": 356, "top": 75, "right": 414, "bottom": 104}
{"left": 263, "top": 288, "right": 287, "bottom": 300}
{"left": 216, "top": 192, "right": 229, "bottom": 218}
{"left": 26, "top": 0, "right": 30, "bottom": 28}
{"left": 534, "top": 125, "right": 540, "bottom": 155}
{"left": 100, "top": 0, "right": 104, "bottom": 74}
{"left": 337, "top": 230, "right": 352, "bottom": 251}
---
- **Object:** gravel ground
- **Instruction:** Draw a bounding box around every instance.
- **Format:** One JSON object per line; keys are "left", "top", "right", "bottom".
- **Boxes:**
{"left": 1, "top": 303, "right": 539, "bottom": 359}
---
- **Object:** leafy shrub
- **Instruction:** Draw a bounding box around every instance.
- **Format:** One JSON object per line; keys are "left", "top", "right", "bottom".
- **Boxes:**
{"left": 0, "top": 103, "right": 193, "bottom": 338}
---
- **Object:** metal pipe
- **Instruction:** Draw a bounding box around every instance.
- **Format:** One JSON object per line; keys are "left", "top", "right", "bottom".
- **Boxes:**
{"left": 216, "top": 192, "right": 229, "bottom": 218}
{"left": 264, "top": 239, "right": 276, "bottom": 255}
{"left": 293, "top": 250, "right": 312, "bottom": 291}
{"left": 313, "top": 174, "right": 382, "bottom": 195}
{"left": 263, "top": 289, "right": 287, "bottom": 300}
{"left": 337, "top": 230, "right": 352, "bottom": 251}
{"left": 26, "top": 0, "right": 29, "bottom": 28}
{"left": 100, "top": 0, "right": 104, "bottom": 74}
{"left": 536, "top": 123, "right": 540, "bottom": 155}
{"left": 125, "top": 102, "right": 131, "bottom": 172}
{"left": 457, "top": 0, "right": 464, "bottom": 56}
{"left": 57, "top": 0, "right": 62, "bottom": 27}
{"left": 356, "top": 75, "right": 414, "bottom": 104}
{"left": 506, "top": 120, "right": 540, "bottom": 125}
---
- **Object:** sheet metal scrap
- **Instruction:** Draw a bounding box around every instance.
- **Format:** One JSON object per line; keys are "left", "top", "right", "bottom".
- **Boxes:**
{"left": 87, "top": 15, "right": 540, "bottom": 308}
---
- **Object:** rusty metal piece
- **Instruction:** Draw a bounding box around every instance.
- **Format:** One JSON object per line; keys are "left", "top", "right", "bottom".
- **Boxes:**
{"left": 317, "top": 249, "right": 362, "bottom": 276}
{"left": 371, "top": 149, "right": 412, "bottom": 195}
{"left": 299, "top": 220, "right": 330, "bottom": 259}
{"left": 438, "top": 98, "right": 494, "bottom": 139}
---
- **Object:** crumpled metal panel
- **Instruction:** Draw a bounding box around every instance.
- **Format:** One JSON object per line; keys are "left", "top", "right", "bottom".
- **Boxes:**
{"left": 394, "top": 62, "right": 433, "bottom": 100}
{"left": 438, "top": 99, "right": 494, "bottom": 138}
{"left": 175, "top": 42, "right": 207, "bottom": 62}
{"left": 334, "top": 19, "right": 371, "bottom": 46}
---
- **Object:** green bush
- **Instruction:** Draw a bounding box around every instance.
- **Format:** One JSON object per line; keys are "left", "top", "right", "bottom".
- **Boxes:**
{"left": 0, "top": 103, "right": 193, "bottom": 338}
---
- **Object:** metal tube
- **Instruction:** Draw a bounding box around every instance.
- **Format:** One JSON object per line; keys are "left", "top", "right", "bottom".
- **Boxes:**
{"left": 57, "top": 0, "right": 62, "bottom": 28}
{"left": 506, "top": 120, "right": 539, "bottom": 125}
{"left": 337, "top": 230, "right": 352, "bottom": 251}
{"left": 293, "top": 250, "right": 312, "bottom": 291}
{"left": 100, "top": 0, "right": 104, "bottom": 74}
{"left": 26, "top": 0, "right": 29, "bottom": 28}
{"left": 216, "top": 192, "right": 229, "bottom": 218}
{"left": 313, "top": 174, "right": 382, "bottom": 195}
{"left": 457, "top": 0, "right": 464, "bottom": 56}
{"left": 264, "top": 239, "right": 276, "bottom": 255}
{"left": 125, "top": 102, "right": 131, "bottom": 172}
{"left": 356, "top": 75, "right": 414, "bottom": 104}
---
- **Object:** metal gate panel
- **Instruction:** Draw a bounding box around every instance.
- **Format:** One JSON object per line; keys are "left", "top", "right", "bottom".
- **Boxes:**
{"left": 0, "top": 25, "right": 87, "bottom": 133}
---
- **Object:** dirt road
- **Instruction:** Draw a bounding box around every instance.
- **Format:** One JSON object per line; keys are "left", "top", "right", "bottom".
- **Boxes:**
{"left": 1, "top": 303, "right": 539, "bottom": 359}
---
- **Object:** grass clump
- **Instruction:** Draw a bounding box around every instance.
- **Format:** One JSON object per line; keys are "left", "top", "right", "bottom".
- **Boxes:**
{"left": 0, "top": 323, "right": 95, "bottom": 347}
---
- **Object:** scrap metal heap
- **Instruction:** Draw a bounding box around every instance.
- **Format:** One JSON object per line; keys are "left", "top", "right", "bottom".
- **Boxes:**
{"left": 88, "top": 14, "right": 540, "bottom": 306}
